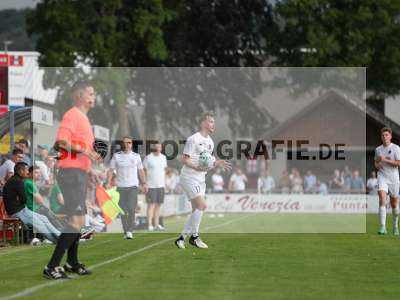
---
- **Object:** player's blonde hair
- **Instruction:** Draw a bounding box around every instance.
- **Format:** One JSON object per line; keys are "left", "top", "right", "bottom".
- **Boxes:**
{"left": 381, "top": 127, "right": 392, "bottom": 135}
{"left": 200, "top": 111, "right": 215, "bottom": 123}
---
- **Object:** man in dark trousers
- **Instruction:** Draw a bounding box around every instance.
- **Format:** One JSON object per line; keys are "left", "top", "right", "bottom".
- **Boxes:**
{"left": 43, "top": 81, "right": 101, "bottom": 280}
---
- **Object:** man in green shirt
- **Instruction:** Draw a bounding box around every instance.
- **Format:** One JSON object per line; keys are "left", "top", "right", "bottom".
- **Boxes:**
{"left": 25, "top": 167, "right": 41, "bottom": 212}
{"left": 50, "top": 183, "right": 64, "bottom": 214}
{"left": 25, "top": 166, "right": 65, "bottom": 231}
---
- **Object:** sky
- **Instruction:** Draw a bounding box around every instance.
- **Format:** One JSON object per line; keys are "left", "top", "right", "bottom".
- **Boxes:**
{"left": 0, "top": 0, "right": 39, "bottom": 10}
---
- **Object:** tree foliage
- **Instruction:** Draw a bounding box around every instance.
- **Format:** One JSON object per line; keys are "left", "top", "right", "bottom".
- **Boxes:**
{"left": 266, "top": 0, "right": 400, "bottom": 99}
{"left": 26, "top": 0, "right": 275, "bottom": 138}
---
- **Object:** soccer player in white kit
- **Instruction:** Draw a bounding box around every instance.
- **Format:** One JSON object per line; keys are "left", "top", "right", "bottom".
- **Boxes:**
{"left": 375, "top": 127, "right": 400, "bottom": 235}
{"left": 175, "top": 111, "right": 231, "bottom": 249}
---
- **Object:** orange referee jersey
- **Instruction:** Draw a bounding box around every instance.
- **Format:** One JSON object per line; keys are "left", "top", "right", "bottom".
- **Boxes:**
{"left": 56, "top": 107, "right": 94, "bottom": 172}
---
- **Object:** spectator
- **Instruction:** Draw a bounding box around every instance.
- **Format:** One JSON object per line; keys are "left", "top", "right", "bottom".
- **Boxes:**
{"left": 366, "top": 171, "right": 378, "bottom": 195}
{"left": 314, "top": 180, "right": 328, "bottom": 195}
{"left": 257, "top": 169, "right": 275, "bottom": 194}
{"left": 304, "top": 170, "right": 317, "bottom": 193}
{"left": 85, "top": 200, "right": 105, "bottom": 233}
{"left": 211, "top": 168, "right": 225, "bottom": 193}
{"left": 228, "top": 165, "right": 248, "bottom": 193}
{"left": 349, "top": 170, "right": 365, "bottom": 193}
{"left": 34, "top": 145, "right": 51, "bottom": 187}
{"left": 2, "top": 162, "right": 60, "bottom": 243}
{"left": 165, "top": 168, "right": 179, "bottom": 194}
{"left": 278, "top": 170, "right": 291, "bottom": 193}
{"left": 0, "top": 148, "right": 24, "bottom": 185}
{"left": 290, "top": 168, "right": 303, "bottom": 194}
{"left": 25, "top": 166, "right": 65, "bottom": 232}
{"left": 342, "top": 165, "right": 352, "bottom": 191}
{"left": 143, "top": 143, "right": 167, "bottom": 231}
{"left": 15, "top": 139, "right": 32, "bottom": 166}
{"left": 49, "top": 182, "right": 65, "bottom": 214}
{"left": 329, "top": 169, "right": 344, "bottom": 192}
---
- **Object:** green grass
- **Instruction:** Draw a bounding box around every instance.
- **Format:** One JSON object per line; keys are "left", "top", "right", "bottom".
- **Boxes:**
{"left": 0, "top": 214, "right": 399, "bottom": 300}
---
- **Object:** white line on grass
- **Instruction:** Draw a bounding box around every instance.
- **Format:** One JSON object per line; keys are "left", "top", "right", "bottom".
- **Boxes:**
{"left": 0, "top": 214, "right": 249, "bottom": 300}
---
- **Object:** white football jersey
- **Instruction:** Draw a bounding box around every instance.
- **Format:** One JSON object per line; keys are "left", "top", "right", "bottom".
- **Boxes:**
{"left": 375, "top": 143, "right": 400, "bottom": 184}
{"left": 181, "top": 132, "right": 214, "bottom": 182}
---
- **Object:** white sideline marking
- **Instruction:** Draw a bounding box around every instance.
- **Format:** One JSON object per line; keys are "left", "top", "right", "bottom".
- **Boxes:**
{"left": 0, "top": 214, "right": 248, "bottom": 300}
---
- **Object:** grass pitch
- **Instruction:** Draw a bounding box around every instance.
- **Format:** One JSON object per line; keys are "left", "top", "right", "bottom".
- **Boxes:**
{"left": 0, "top": 214, "right": 399, "bottom": 300}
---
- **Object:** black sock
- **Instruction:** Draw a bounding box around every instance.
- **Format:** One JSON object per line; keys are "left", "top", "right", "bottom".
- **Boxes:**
{"left": 67, "top": 233, "right": 81, "bottom": 266}
{"left": 47, "top": 233, "right": 78, "bottom": 269}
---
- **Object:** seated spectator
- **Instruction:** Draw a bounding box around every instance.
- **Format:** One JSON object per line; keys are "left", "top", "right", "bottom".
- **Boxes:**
{"left": 86, "top": 200, "right": 106, "bottom": 233}
{"left": 49, "top": 182, "right": 65, "bottom": 214}
{"left": 349, "top": 170, "right": 365, "bottom": 193}
{"left": 329, "top": 169, "right": 344, "bottom": 192}
{"left": 212, "top": 168, "right": 225, "bottom": 193}
{"left": 257, "top": 169, "right": 275, "bottom": 194}
{"left": 165, "top": 168, "right": 179, "bottom": 194}
{"left": 229, "top": 165, "right": 248, "bottom": 193}
{"left": 25, "top": 166, "right": 66, "bottom": 232}
{"left": 3, "top": 162, "right": 60, "bottom": 243}
{"left": 290, "top": 168, "right": 303, "bottom": 194}
{"left": 278, "top": 170, "right": 291, "bottom": 193}
{"left": 0, "top": 148, "right": 24, "bottom": 186}
{"left": 304, "top": 170, "right": 317, "bottom": 193}
{"left": 366, "top": 171, "right": 378, "bottom": 195}
{"left": 15, "top": 139, "right": 32, "bottom": 166}
{"left": 34, "top": 144, "right": 51, "bottom": 187}
{"left": 314, "top": 180, "right": 328, "bottom": 195}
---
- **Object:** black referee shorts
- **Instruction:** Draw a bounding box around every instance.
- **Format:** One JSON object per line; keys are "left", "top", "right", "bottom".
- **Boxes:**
{"left": 57, "top": 168, "right": 88, "bottom": 217}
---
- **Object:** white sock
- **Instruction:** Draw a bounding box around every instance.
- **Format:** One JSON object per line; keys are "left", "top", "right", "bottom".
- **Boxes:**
{"left": 181, "top": 213, "right": 193, "bottom": 239}
{"left": 392, "top": 207, "right": 399, "bottom": 229}
{"left": 191, "top": 209, "right": 203, "bottom": 237}
{"left": 379, "top": 206, "right": 387, "bottom": 228}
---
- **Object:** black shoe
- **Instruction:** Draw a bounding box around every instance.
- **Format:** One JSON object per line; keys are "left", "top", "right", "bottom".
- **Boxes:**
{"left": 43, "top": 266, "right": 70, "bottom": 280}
{"left": 64, "top": 262, "right": 92, "bottom": 276}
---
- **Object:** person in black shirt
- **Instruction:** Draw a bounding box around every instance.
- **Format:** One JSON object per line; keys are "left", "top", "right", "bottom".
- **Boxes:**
{"left": 3, "top": 162, "right": 60, "bottom": 243}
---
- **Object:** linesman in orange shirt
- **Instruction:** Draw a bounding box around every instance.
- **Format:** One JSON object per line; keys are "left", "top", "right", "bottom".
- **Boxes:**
{"left": 43, "top": 81, "right": 101, "bottom": 280}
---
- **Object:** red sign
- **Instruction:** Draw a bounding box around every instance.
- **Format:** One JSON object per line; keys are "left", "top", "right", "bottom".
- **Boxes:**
{"left": 9, "top": 55, "right": 23, "bottom": 66}
{"left": 0, "top": 54, "right": 8, "bottom": 66}
{"left": 0, "top": 54, "right": 23, "bottom": 67}
{"left": 0, "top": 105, "right": 8, "bottom": 116}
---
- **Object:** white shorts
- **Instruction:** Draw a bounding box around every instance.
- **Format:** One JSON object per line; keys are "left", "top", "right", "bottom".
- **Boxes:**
{"left": 180, "top": 176, "right": 206, "bottom": 200}
{"left": 378, "top": 177, "right": 400, "bottom": 197}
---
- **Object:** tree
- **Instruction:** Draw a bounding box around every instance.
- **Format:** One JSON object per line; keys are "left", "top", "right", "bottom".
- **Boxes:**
{"left": 26, "top": 0, "right": 276, "bottom": 139}
{"left": 26, "top": 0, "right": 175, "bottom": 137}
{"left": 266, "top": 0, "right": 400, "bottom": 101}
{"left": 0, "top": 9, "right": 37, "bottom": 51}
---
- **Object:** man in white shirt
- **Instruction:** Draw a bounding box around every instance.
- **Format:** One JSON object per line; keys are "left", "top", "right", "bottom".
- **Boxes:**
{"left": 257, "top": 170, "right": 275, "bottom": 194}
{"left": 229, "top": 166, "right": 248, "bottom": 193}
{"left": 366, "top": 171, "right": 378, "bottom": 195}
{"left": 375, "top": 127, "right": 400, "bottom": 235}
{"left": 143, "top": 143, "right": 167, "bottom": 231}
{"left": 175, "top": 111, "right": 231, "bottom": 249}
{"left": 107, "top": 136, "right": 148, "bottom": 239}
{"left": 0, "top": 148, "right": 24, "bottom": 186}
{"left": 211, "top": 168, "right": 225, "bottom": 193}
